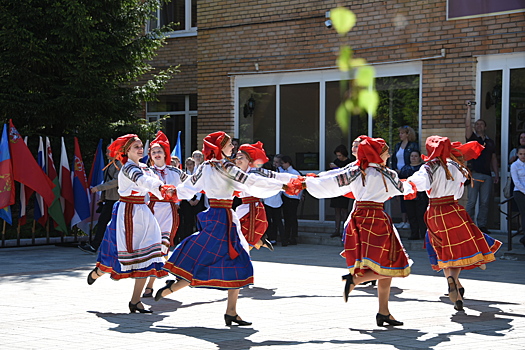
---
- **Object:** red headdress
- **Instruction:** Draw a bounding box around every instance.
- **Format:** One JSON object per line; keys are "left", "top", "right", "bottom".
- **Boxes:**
{"left": 238, "top": 141, "right": 269, "bottom": 164}
{"left": 107, "top": 134, "right": 140, "bottom": 165}
{"left": 422, "top": 135, "right": 484, "bottom": 182}
{"left": 202, "top": 131, "right": 230, "bottom": 161}
{"left": 149, "top": 130, "right": 171, "bottom": 163}
{"left": 422, "top": 136, "right": 452, "bottom": 162}
{"left": 356, "top": 136, "right": 387, "bottom": 169}
{"left": 451, "top": 141, "right": 484, "bottom": 161}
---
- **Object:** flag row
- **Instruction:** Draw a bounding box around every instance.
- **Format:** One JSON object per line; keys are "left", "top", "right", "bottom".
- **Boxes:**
{"left": 0, "top": 120, "right": 106, "bottom": 234}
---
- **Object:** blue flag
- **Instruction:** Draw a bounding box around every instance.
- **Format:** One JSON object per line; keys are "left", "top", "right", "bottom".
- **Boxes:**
{"left": 171, "top": 131, "right": 182, "bottom": 162}
{"left": 0, "top": 124, "right": 13, "bottom": 225}
{"left": 88, "top": 139, "right": 105, "bottom": 187}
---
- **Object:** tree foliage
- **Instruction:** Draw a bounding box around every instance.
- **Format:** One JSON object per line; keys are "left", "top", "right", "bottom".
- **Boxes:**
{"left": 0, "top": 0, "right": 176, "bottom": 153}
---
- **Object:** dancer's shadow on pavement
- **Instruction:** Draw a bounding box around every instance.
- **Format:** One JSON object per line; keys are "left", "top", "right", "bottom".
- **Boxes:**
{"left": 343, "top": 297, "right": 523, "bottom": 349}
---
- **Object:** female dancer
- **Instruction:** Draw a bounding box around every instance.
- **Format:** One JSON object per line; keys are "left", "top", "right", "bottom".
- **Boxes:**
{"left": 304, "top": 136, "right": 415, "bottom": 326}
{"left": 407, "top": 136, "right": 501, "bottom": 311}
{"left": 86, "top": 134, "right": 173, "bottom": 313}
{"left": 235, "top": 141, "right": 296, "bottom": 250}
{"left": 155, "top": 132, "right": 293, "bottom": 326}
{"left": 143, "top": 131, "right": 188, "bottom": 298}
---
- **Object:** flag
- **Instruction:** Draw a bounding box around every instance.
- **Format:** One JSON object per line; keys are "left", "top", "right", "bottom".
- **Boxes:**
{"left": 140, "top": 139, "right": 149, "bottom": 164}
{"left": 171, "top": 130, "right": 182, "bottom": 167}
{"left": 34, "top": 136, "right": 48, "bottom": 226}
{"left": 8, "top": 121, "right": 55, "bottom": 209}
{"left": 19, "top": 136, "right": 34, "bottom": 226}
{"left": 71, "top": 137, "right": 90, "bottom": 227}
{"left": 59, "top": 137, "right": 74, "bottom": 226}
{"left": 88, "top": 139, "right": 105, "bottom": 187}
{"left": 0, "top": 124, "right": 14, "bottom": 225}
{"left": 86, "top": 139, "right": 105, "bottom": 229}
{"left": 45, "top": 137, "right": 67, "bottom": 233}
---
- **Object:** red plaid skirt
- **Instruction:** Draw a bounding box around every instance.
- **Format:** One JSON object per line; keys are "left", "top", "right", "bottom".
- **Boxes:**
{"left": 425, "top": 196, "right": 501, "bottom": 271}
{"left": 239, "top": 198, "right": 268, "bottom": 246}
{"left": 342, "top": 201, "right": 411, "bottom": 277}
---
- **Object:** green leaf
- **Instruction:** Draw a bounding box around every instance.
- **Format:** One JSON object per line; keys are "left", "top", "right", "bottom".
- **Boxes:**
{"left": 358, "top": 90, "right": 379, "bottom": 115}
{"left": 336, "top": 46, "right": 352, "bottom": 72}
{"left": 336, "top": 103, "right": 349, "bottom": 133}
{"left": 355, "top": 66, "right": 376, "bottom": 88}
{"left": 331, "top": 7, "right": 356, "bottom": 35}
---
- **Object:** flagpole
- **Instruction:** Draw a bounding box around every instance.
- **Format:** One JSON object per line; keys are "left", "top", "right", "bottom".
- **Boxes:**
{"left": 46, "top": 220, "right": 50, "bottom": 244}
{"left": 1, "top": 220, "right": 5, "bottom": 247}
{"left": 31, "top": 219, "right": 35, "bottom": 245}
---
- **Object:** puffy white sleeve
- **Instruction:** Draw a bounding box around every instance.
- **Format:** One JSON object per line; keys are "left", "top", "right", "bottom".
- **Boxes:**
{"left": 406, "top": 164, "right": 431, "bottom": 192}
{"left": 122, "top": 163, "right": 164, "bottom": 199}
{"left": 305, "top": 166, "right": 361, "bottom": 199}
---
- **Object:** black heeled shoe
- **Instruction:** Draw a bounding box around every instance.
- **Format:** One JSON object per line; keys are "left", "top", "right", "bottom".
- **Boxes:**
{"left": 342, "top": 274, "right": 355, "bottom": 302}
{"left": 224, "top": 314, "right": 252, "bottom": 326}
{"left": 154, "top": 279, "right": 175, "bottom": 302}
{"left": 376, "top": 313, "right": 403, "bottom": 327}
{"left": 447, "top": 276, "right": 464, "bottom": 311}
{"left": 459, "top": 287, "right": 465, "bottom": 298}
{"left": 87, "top": 267, "right": 102, "bottom": 285}
{"left": 261, "top": 237, "right": 274, "bottom": 251}
{"left": 142, "top": 287, "right": 154, "bottom": 298}
{"left": 129, "top": 301, "right": 153, "bottom": 313}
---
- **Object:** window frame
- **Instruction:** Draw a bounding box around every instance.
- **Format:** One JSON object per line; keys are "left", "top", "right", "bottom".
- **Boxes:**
{"left": 147, "top": 0, "right": 197, "bottom": 38}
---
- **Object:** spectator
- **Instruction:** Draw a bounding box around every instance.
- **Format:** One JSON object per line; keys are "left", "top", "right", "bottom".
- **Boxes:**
{"left": 399, "top": 150, "right": 428, "bottom": 240}
{"left": 391, "top": 125, "right": 419, "bottom": 229}
{"left": 328, "top": 144, "right": 352, "bottom": 238}
{"left": 231, "top": 138, "right": 240, "bottom": 158}
{"left": 280, "top": 155, "right": 302, "bottom": 246}
{"left": 509, "top": 132, "right": 525, "bottom": 165}
{"left": 192, "top": 150, "right": 204, "bottom": 169}
{"left": 465, "top": 101, "right": 499, "bottom": 233}
{"left": 171, "top": 155, "right": 181, "bottom": 168}
{"left": 510, "top": 145, "right": 525, "bottom": 248}
{"left": 178, "top": 157, "right": 202, "bottom": 241}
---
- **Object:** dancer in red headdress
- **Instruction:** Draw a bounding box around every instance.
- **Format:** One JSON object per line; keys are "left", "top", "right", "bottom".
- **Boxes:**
{"left": 234, "top": 141, "right": 297, "bottom": 250}
{"left": 141, "top": 130, "right": 189, "bottom": 298}
{"left": 407, "top": 136, "right": 501, "bottom": 311}
{"left": 86, "top": 134, "right": 174, "bottom": 313}
{"left": 303, "top": 136, "right": 415, "bottom": 327}
{"left": 155, "top": 132, "right": 293, "bottom": 326}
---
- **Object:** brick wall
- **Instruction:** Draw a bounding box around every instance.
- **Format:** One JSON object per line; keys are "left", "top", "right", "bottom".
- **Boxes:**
{"left": 149, "top": 0, "right": 525, "bottom": 138}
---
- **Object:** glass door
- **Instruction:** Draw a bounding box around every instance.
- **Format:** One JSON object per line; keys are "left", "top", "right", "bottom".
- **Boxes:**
{"left": 477, "top": 53, "right": 525, "bottom": 232}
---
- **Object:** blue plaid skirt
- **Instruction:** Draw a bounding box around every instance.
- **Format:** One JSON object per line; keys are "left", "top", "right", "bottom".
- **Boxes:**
{"left": 164, "top": 207, "right": 254, "bottom": 290}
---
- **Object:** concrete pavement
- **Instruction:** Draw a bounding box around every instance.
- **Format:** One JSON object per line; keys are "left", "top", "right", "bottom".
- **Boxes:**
{"left": 1, "top": 236, "right": 524, "bottom": 350}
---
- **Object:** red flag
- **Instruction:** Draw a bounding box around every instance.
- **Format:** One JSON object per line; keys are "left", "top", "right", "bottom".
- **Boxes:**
{"left": 8, "top": 120, "right": 55, "bottom": 207}
{"left": 19, "top": 136, "right": 34, "bottom": 226}
{"left": 60, "top": 137, "right": 74, "bottom": 226}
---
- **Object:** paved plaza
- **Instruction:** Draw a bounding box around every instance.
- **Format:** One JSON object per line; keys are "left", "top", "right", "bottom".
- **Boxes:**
{"left": 1, "top": 235, "right": 524, "bottom": 350}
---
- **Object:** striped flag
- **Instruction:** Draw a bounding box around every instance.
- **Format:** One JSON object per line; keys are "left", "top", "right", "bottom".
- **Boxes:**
{"left": 171, "top": 130, "right": 182, "bottom": 168}
{"left": 0, "top": 124, "right": 14, "bottom": 225}
{"left": 71, "top": 137, "right": 90, "bottom": 228}
{"left": 45, "top": 137, "right": 67, "bottom": 233}
{"left": 59, "top": 138, "right": 75, "bottom": 226}
{"left": 34, "top": 137, "right": 48, "bottom": 227}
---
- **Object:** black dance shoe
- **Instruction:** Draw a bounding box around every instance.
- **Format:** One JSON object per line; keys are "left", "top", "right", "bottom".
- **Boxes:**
{"left": 342, "top": 274, "right": 355, "bottom": 302}
{"left": 142, "top": 287, "right": 154, "bottom": 298}
{"left": 129, "top": 301, "right": 153, "bottom": 313}
{"left": 87, "top": 267, "right": 102, "bottom": 285}
{"left": 376, "top": 313, "right": 403, "bottom": 327}
{"left": 447, "top": 276, "right": 464, "bottom": 311}
{"left": 261, "top": 236, "right": 274, "bottom": 251}
{"left": 224, "top": 314, "right": 252, "bottom": 326}
{"left": 154, "top": 279, "right": 176, "bottom": 302}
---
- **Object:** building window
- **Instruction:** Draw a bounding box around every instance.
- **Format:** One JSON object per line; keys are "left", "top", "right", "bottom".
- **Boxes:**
{"left": 146, "top": 94, "right": 198, "bottom": 160}
{"left": 147, "top": 0, "right": 197, "bottom": 37}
